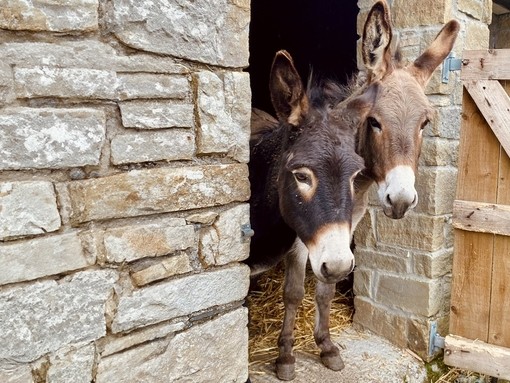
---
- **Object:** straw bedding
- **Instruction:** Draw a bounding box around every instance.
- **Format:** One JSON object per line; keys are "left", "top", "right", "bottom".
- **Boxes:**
{"left": 247, "top": 264, "right": 354, "bottom": 367}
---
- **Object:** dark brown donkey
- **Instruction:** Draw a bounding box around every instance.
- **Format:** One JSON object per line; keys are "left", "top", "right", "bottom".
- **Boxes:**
{"left": 340, "top": 0, "right": 460, "bottom": 230}
{"left": 246, "top": 50, "right": 364, "bottom": 380}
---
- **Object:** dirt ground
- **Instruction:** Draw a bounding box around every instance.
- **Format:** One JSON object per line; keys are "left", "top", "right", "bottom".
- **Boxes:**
{"left": 249, "top": 326, "right": 428, "bottom": 383}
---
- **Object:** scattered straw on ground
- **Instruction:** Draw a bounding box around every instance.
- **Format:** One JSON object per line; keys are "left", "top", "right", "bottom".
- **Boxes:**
{"left": 246, "top": 264, "right": 354, "bottom": 368}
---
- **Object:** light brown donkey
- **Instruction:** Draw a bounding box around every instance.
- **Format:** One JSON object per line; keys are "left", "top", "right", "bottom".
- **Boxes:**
{"left": 277, "top": 0, "right": 460, "bottom": 380}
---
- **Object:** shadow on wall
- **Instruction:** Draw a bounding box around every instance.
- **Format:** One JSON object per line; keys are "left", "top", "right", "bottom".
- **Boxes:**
{"left": 248, "top": 0, "right": 359, "bottom": 114}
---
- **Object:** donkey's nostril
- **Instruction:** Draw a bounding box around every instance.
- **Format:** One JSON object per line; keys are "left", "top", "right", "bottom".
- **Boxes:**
{"left": 386, "top": 194, "right": 392, "bottom": 206}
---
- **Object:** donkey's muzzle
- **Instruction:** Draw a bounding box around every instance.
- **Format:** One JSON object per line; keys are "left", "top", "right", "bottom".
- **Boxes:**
{"left": 379, "top": 165, "right": 418, "bottom": 219}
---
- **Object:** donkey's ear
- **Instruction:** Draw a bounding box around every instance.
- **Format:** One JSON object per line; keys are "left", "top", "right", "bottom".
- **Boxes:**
{"left": 362, "top": 0, "right": 393, "bottom": 81}
{"left": 410, "top": 20, "right": 460, "bottom": 87}
{"left": 346, "top": 83, "right": 379, "bottom": 123}
{"left": 269, "top": 50, "right": 309, "bottom": 126}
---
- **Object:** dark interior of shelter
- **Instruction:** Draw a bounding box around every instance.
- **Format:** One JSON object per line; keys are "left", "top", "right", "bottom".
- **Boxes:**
{"left": 248, "top": 0, "right": 359, "bottom": 114}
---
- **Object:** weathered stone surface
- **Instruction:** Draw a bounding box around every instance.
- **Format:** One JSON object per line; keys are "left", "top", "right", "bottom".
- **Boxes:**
{"left": 406, "top": 318, "right": 430, "bottom": 358}
{"left": 0, "top": 0, "right": 98, "bottom": 32}
{"left": 14, "top": 67, "right": 117, "bottom": 99}
{"left": 47, "top": 343, "right": 95, "bottom": 383}
{"left": 199, "top": 204, "right": 250, "bottom": 266}
{"left": 0, "top": 181, "right": 61, "bottom": 240}
{"left": 353, "top": 296, "right": 407, "bottom": 349}
{"left": 353, "top": 209, "right": 376, "bottom": 248}
{"left": 353, "top": 268, "right": 372, "bottom": 298}
{"left": 0, "top": 232, "right": 93, "bottom": 286}
{"left": 98, "top": 308, "right": 248, "bottom": 383}
{"left": 458, "top": 0, "right": 492, "bottom": 23}
{"left": 131, "top": 253, "right": 193, "bottom": 286}
{"left": 103, "top": 218, "right": 195, "bottom": 263}
{"left": 393, "top": 0, "right": 452, "bottom": 28}
{"left": 0, "top": 62, "right": 15, "bottom": 105}
{"left": 419, "top": 137, "right": 459, "bottom": 167}
{"left": 355, "top": 248, "right": 409, "bottom": 274}
{"left": 110, "top": 130, "right": 195, "bottom": 165}
{"left": 0, "top": 362, "right": 33, "bottom": 383}
{"left": 100, "top": 321, "right": 186, "bottom": 357}
{"left": 119, "top": 101, "right": 194, "bottom": 129}
{"left": 67, "top": 164, "right": 250, "bottom": 224}
{"left": 428, "top": 106, "right": 462, "bottom": 139}
{"left": 415, "top": 167, "right": 457, "bottom": 215}
{"left": 0, "top": 41, "right": 189, "bottom": 73}
{"left": 113, "top": 0, "right": 250, "bottom": 67}
{"left": 0, "top": 270, "right": 118, "bottom": 362}
{"left": 117, "top": 74, "right": 190, "bottom": 100}
{"left": 0, "top": 107, "right": 105, "bottom": 170}
{"left": 197, "top": 71, "right": 251, "bottom": 163}
{"left": 376, "top": 211, "right": 447, "bottom": 251}
{"left": 112, "top": 264, "right": 249, "bottom": 332}
{"left": 375, "top": 273, "right": 442, "bottom": 316}
{"left": 413, "top": 248, "right": 453, "bottom": 279}
{"left": 465, "top": 20, "right": 490, "bottom": 50}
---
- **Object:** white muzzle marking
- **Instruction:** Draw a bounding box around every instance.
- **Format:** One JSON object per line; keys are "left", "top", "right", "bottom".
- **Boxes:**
{"left": 378, "top": 165, "right": 418, "bottom": 218}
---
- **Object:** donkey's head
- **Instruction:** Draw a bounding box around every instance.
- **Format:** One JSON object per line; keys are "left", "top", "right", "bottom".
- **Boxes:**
{"left": 271, "top": 50, "right": 364, "bottom": 283}
{"left": 350, "top": 0, "right": 459, "bottom": 218}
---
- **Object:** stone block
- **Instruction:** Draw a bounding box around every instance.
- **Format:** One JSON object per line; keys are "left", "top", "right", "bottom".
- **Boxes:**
{"left": 375, "top": 273, "right": 443, "bottom": 316}
{"left": 0, "top": 0, "right": 98, "bottom": 32}
{"left": 427, "top": 106, "right": 462, "bottom": 139}
{"left": 353, "top": 268, "right": 372, "bottom": 298}
{"left": 112, "top": 0, "right": 249, "bottom": 67}
{"left": 405, "top": 318, "right": 430, "bottom": 358}
{"left": 100, "top": 321, "right": 186, "bottom": 357}
{"left": 354, "top": 248, "right": 409, "bottom": 274}
{"left": 419, "top": 137, "right": 459, "bottom": 167}
{"left": 353, "top": 296, "right": 407, "bottom": 349}
{"left": 465, "top": 20, "right": 490, "bottom": 50}
{"left": 67, "top": 164, "right": 250, "bottom": 224}
{"left": 110, "top": 130, "right": 195, "bottom": 165}
{"left": 353, "top": 209, "right": 376, "bottom": 248}
{"left": 199, "top": 204, "right": 250, "bottom": 266}
{"left": 0, "top": 362, "right": 32, "bottom": 383}
{"left": 0, "top": 181, "right": 61, "bottom": 240}
{"left": 0, "top": 270, "right": 118, "bottom": 362}
{"left": 112, "top": 264, "right": 250, "bottom": 332}
{"left": 98, "top": 308, "right": 248, "bottom": 383}
{"left": 376, "top": 211, "right": 447, "bottom": 251}
{"left": 458, "top": 0, "right": 492, "bottom": 23}
{"left": 0, "top": 107, "right": 105, "bottom": 170}
{"left": 119, "top": 101, "right": 194, "bottom": 129}
{"left": 0, "top": 232, "right": 94, "bottom": 286}
{"left": 392, "top": 0, "right": 452, "bottom": 28}
{"left": 14, "top": 67, "right": 117, "bottom": 99}
{"left": 104, "top": 218, "right": 195, "bottom": 263}
{"left": 131, "top": 253, "right": 193, "bottom": 287}
{"left": 415, "top": 166, "right": 457, "bottom": 215}
{"left": 0, "top": 62, "right": 15, "bottom": 105}
{"left": 47, "top": 343, "right": 95, "bottom": 383}
{"left": 197, "top": 71, "right": 251, "bottom": 163}
{"left": 412, "top": 248, "right": 453, "bottom": 278}
{"left": 0, "top": 41, "right": 189, "bottom": 74}
{"left": 117, "top": 73, "right": 190, "bottom": 100}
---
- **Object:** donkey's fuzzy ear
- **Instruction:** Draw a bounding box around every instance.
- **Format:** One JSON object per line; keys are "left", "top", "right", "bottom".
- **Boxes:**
{"left": 362, "top": 0, "right": 393, "bottom": 81}
{"left": 269, "top": 50, "right": 309, "bottom": 126}
{"left": 410, "top": 20, "right": 460, "bottom": 87}
{"left": 346, "top": 83, "right": 379, "bottom": 123}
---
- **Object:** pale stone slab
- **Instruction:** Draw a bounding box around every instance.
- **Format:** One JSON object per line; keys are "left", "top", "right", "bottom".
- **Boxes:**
{"left": 0, "top": 232, "right": 93, "bottom": 286}
{"left": 0, "top": 362, "right": 33, "bottom": 383}
{"left": 119, "top": 101, "right": 194, "bottom": 129}
{"left": 131, "top": 253, "right": 193, "bottom": 286}
{"left": 0, "top": 107, "right": 105, "bottom": 170}
{"left": 98, "top": 308, "right": 249, "bottom": 382}
{"left": 0, "top": 181, "right": 61, "bottom": 240}
{"left": 14, "top": 67, "right": 118, "bottom": 99}
{"left": 0, "top": 62, "right": 15, "bottom": 105}
{"left": 200, "top": 204, "right": 250, "bottom": 266}
{"left": 0, "top": 41, "right": 189, "bottom": 73}
{"left": 0, "top": 270, "right": 118, "bottom": 362}
{"left": 101, "top": 321, "right": 186, "bottom": 357}
{"left": 67, "top": 164, "right": 250, "bottom": 224}
{"left": 113, "top": 0, "right": 249, "bottom": 67}
{"left": 117, "top": 73, "right": 190, "bottom": 100}
{"left": 197, "top": 71, "right": 251, "bottom": 163}
{"left": 47, "top": 343, "right": 95, "bottom": 383}
{"left": 103, "top": 218, "right": 195, "bottom": 263}
{"left": 415, "top": 167, "right": 457, "bottom": 215}
{"left": 0, "top": 0, "right": 98, "bottom": 32}
{"left": 112, "top": 264, "right": 250, "bottom": 332}
{"left": 110, "top": 130, "right": 195, "bottom": 165}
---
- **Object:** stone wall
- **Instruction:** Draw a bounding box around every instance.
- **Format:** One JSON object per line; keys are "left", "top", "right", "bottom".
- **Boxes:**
{"left": 353, "top": 0, "right": 492, "bottom": 360}
{"left": 0, "top": 1, "right": 251, "bottom": 382}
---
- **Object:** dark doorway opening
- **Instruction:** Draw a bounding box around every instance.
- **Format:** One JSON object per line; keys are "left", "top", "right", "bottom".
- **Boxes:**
{"left": 248, "top": 0, "right": 360, "bottom": 114}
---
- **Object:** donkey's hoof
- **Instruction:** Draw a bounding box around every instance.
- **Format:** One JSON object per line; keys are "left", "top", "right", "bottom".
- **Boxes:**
{"left": 320, "top": 351, "right": 345, "bottom": 371}
{"left": 276, "top": 362, "right": 296, "bottom": 381}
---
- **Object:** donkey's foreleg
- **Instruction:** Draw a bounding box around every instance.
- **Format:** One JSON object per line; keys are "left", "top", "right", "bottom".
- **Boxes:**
{"left": 314, "top": 280, "right": 345, "bottom": 371}
{"left": 276, "top": 241, "right": 307, "bottom": 381}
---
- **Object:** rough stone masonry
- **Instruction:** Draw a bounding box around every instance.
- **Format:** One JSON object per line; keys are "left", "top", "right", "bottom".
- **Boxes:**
{"left": 0, "top": 0, "right": 252, "bottom": 382}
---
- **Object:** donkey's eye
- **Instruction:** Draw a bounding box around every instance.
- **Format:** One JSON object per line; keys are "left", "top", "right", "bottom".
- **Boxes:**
{"left": 293, "top": 172, "right": 310, "bottom": 184}
{"left": 367, "top": 117, "right": 382, "bottom": 132}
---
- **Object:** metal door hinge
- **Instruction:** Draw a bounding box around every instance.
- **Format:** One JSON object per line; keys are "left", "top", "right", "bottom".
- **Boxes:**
{"left": 441, "top": 53, "right": 462, "bottom": 84}
{"left": 428, "top": 321, "right": 445, "bottom": 356}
